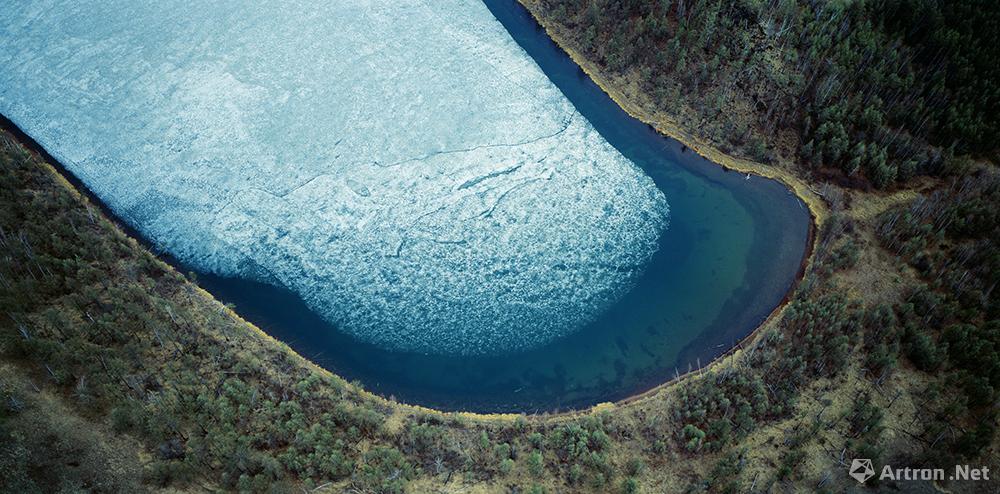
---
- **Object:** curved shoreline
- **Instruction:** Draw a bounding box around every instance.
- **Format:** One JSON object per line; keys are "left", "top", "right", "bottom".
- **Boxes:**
{"left": 459, "top": 0, "right": 823, "bottom": 420}
{"left": 0, "top": 2, "right": 822, "bottom": 420}
{"left": 514, "top": 0, "right": 827, "bottom": 226}
{"left": 1, "top": 114, "right": 531, "bottom": 423}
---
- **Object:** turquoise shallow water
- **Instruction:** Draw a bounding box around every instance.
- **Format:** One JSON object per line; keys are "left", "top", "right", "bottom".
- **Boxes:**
{"left": 2, "top": 0, "right": 810, "bottom": 413}
{"left": 192, "top": 0, "right": 811, "bottom": 412}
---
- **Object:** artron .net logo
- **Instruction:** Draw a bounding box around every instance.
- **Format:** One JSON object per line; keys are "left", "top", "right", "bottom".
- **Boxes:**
{"left": 849, "top": 459, "right": 876, "bottom": 483}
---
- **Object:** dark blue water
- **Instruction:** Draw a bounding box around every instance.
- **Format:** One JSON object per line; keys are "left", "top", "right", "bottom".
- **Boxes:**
{"left": 182, "top": 0, "right": 812, "bottom": 412}
{"left": 5, "top": 0, "right": 810, "bottom": 413}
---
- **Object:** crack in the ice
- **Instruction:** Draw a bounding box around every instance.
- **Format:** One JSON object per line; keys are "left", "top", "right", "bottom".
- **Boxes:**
{"left": 458, "top": 163, "right": 523, "bottom": 190}
{"left": 477, "top": 173, "right": 551, "bottom": 219}
{"left": 373, "top": 116, "right": 572, "bottom": 169}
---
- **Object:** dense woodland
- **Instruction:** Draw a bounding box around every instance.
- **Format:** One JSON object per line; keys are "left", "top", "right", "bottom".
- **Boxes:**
{"left": 532, "top": 0, "right": 999, "bottom": 187}
{"left": 2, "top": 0, "right": 1000, "bottom": 492}
{"left": 877, "top": 172, "right": 1000, "bottom": 458}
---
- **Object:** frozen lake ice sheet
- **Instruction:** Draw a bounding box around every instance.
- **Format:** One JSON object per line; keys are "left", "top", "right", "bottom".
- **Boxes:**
{"left": 0, "top": 0, "right": 668, "bottom": 355}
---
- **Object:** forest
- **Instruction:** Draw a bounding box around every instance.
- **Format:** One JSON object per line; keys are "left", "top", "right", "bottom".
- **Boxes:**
{"left": 531, "top": 0, "right": 998, "bottom": 187}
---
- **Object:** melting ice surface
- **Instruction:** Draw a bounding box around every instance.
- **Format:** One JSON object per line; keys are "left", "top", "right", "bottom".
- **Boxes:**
{"left": 0, "top": 0, "right": 668, "bottom": 354}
